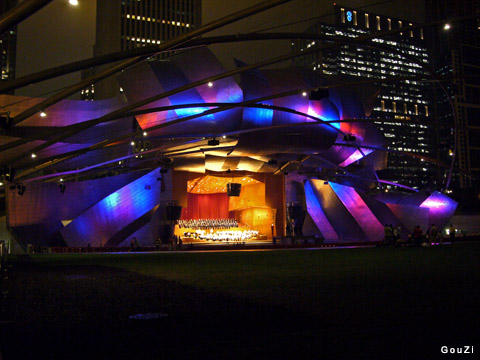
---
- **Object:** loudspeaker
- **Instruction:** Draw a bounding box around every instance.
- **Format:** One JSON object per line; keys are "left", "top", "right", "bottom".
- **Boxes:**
{"left": 166, "top": 205, "right": 182, "bottom": 221}
{"left": 288, "top": 205, "right": 303, "bottom": 219}
{"left": 227, "top": 183, "right": 241, "bottom": 197}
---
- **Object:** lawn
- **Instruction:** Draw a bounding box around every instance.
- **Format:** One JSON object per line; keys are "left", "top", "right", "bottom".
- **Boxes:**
{"left": 1, "top": 244, "right": 479, "bottom": 359}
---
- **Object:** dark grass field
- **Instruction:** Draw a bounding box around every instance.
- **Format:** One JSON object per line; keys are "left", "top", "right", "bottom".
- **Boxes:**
{"left": 1, "top": 244, "right": 479, "bottom": 359}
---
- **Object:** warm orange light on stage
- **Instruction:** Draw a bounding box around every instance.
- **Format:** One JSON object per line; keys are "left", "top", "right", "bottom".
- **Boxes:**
{"left": 187, "top": 175, "right": 260, "bottom": 194}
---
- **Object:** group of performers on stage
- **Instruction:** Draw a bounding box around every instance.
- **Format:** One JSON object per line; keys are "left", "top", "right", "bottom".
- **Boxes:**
{"left": 178, "top": 218, "right": 238, "bottom": 229}
{"left": 182, "top": 229, "right": 260, "bottom": 243}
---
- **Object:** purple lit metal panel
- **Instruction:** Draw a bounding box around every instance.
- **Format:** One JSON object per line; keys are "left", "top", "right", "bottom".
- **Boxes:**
{"left": 308, "top": 180, "right": 365, "bottom": 242}
{"left": 304, "top": 180, "right": 339, "bottom": 242}
{"left": 420, "top": 191, "right": 458, "bottom": 231}
{"left": 329, "top": 182, "right": 384, "bottom": 242}
{"left": 386, "top": 203, "right": 429, "bottom": 234}
{"left": 60, "top": 169, "right": 161, "bottom": 247}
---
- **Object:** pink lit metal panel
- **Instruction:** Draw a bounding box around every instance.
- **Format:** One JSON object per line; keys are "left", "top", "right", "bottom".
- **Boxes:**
{"left": 329, "top": 182, "right": 384, "bottom": 242}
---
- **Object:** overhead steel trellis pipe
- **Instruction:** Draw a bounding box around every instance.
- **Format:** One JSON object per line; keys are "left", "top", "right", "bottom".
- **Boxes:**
{"left": 0, "top": 0, "right": 53, "bottom": 36}
{"left": 10, "top": 0, "right": 293, "bottom": 126}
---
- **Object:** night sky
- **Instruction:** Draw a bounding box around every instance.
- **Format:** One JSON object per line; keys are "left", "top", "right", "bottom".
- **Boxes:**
{"left": 15, "top": 0, "right": 425, "bottom": 98}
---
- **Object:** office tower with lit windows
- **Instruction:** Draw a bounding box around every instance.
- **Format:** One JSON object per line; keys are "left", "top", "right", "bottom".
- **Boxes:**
{"left": 82, "top": 0, "right": 202, "bottom": 100}
{"left": 293, "top": 4, "right": 436, "bottom": 189}
{"left": 0, "top": 0, "right": 18, "bottom": 93}
{"left": 426, "top": 0, "right": 480, "bottom": 190}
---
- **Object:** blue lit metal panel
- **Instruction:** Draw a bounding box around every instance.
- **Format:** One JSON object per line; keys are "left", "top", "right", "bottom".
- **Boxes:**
{"left": 60, "top": 169, "right": 161, "bottom": 247}
{"left": 304, "top": 180, "right": 339, "bottom": 242}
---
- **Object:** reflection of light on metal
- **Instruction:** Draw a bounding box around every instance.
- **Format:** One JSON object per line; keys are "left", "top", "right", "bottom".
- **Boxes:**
{"left": 307, "top": 105, "right": 340, "bottom": 129}
{"left": 338, "top": 149, "right": 374, "bottom": 167}
{"left": 420, "top": 198, "right": 447, "bottom": 209}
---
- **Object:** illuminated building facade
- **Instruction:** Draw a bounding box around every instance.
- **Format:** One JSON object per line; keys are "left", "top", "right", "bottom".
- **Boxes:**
{"left": 426, "top": 0, "right": 480, "bottom": 189}
{"left": 293, "top": 4, "right": 436, "bottom": 189}
{"left": 82, "top": 0, "right": 202, "bottom": 100}
{"left": 0, "top": 0, "right": 18, "bottom": 93}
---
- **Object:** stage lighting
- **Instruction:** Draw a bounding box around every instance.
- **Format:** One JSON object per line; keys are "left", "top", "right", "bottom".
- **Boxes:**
{"left": 309, "top": 88, "right": 329, "bottom": 101}
{"left": 0, "top": 112, "right": 12, "bottom": 130}
{"left": 208, "top": 138, "right": 220, "bottom": 146}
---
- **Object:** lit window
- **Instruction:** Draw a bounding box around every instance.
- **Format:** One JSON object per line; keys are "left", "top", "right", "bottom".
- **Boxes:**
{"left": 425, "top": 105, "right": 429, "bottom": 117}
{"left": 388, "top": 18, "right": 392, "bottom": 30}
{"left": 376, "top": 16, "right": 381, "bottom": 30}
{"left": 404, "top": 103, "right": 408, "bottom": 114}
{"left": 398, "top": 20, "right": 403, "bottom": 35}
{"left": 409, "top": 23, "right": 413, "bottom": 37}
{"left": 353, "top": 11, "right": 357, "bottom": 25}
{"left": 415, "top": 104, "right": 418, "bottom": 115}
{"left": 341, "top": 8, "right": 345, "bottom": 23}
{"left": 381, "top": 100, "right": 385, "bottom": 111}
{"left": 420, "top": 28, "right": 424, "bottom": 40}
{"left": 365, "top": 13, "right": 369, "bottom": 28}
{"left": 392, "top": 101, "right": 397, "bottom": 113}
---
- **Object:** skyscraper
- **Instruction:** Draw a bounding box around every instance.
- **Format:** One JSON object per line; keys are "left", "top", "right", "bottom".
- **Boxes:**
{"left": 0, "top": 0, "right": 18, "bottom": 94}
{"left": 426, "top": 0, "right": 480, "bottom": 190}
{"left": 293, "top": 4, "right": 436, "bottom": 189}
{"left": 82, "top": 0, "right": 202, "bottom": 100}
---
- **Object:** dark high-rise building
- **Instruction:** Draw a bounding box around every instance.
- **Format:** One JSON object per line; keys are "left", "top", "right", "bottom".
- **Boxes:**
{"left": 0, "top": 0, "right": 18, "bottom": 93}
{"left": 426, "top": 0, "right": 480, "bottom": 190}
{"left": 82, "top": 0, "right": 202, "bottom": 100}
{"left": 293, "top": 4, "right": 435, "bottom": 189}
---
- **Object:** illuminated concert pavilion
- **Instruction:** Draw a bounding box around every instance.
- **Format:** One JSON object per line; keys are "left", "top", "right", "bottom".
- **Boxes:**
{"left": 1, "top": 47, "right": 457, "bottom": 249}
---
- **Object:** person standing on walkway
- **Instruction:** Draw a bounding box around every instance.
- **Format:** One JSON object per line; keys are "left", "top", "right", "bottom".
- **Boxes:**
{"left": 413, "top": 225, "right": 423, "bottom": 247}
{"left": 449, "top": 224, "right": 456, "bottom": 244}
{"left": 430, "top": 224, "right": 438, "bottom": 245}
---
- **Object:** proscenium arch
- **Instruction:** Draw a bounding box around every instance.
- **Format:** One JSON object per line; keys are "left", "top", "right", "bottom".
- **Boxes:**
{"left": 13, "top": 97, "right": 417, "bottom": 191}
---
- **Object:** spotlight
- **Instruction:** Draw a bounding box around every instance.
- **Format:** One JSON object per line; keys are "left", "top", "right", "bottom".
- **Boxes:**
{"left": 40, "top": 111, "right": 47, "bottom": 117}
{"left": 309, "top": 88, "right": 329, "bottom": 101}
{"left": 143, "top": 132, "right": 147, "bottom": 136}
{"left": 59, "top": 183, "right": 66, "bottom": 194}
{"left": 69, "top": 0, "right": 79, "bottom": 5}
{"left": 302, "top": 91, "right": 307, "bottom": 97}
{"left": 443, "top": 23, "right": 451, "bottom": 30}
{"left": 131, "top": 141, "right": 135, "bottom": 146}
{"left": 208, "top": 138, "right": 220, "bottom": 146}
{"left": 17, "top": 184, "right": 25, "bottom": 196}
{"left": 31, "top": 153, "right": 36, "bottom": 158}
{"left": 207, "top": 82, "right": 213, "bottom": 87}
{"left": 343, "top": 134, "right": 356, "bottom": 141}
